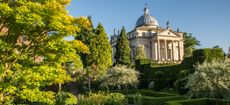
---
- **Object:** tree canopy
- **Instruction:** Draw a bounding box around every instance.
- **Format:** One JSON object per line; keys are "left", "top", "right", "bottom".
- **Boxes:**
{"left": 135, "top": 45, "right": 146, "bottom": 60}
{"left": 184, "top": 33, "right": 200, "bottom": 57}
{"left": 114, "top": 26, "right": 131, "bottom": 66}
{"left": 0, "top": 0, "right": 89, "bottom": 104}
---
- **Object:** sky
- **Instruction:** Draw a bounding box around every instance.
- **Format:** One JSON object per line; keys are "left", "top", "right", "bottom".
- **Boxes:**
{"left": 66, "top": 0, "right": 230, "bottom": 53}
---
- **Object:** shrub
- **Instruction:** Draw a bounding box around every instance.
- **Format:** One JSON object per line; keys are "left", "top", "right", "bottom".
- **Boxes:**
{"left": 166, "top": 98, "right": 230, "bottom": 105}
{"left": 101, "top": 65, "right": 139, "bottom": 89}
{"left": 127, "top": 95, "right": 186, "bottom": 105}
{"left": 193, "top": 48, "right": 225, "bottom": 64}
{"left": 174, "top": 70, "right": 189, "bottom": 95}
{"left": 55, "top": 92, "right": 77, "bottom": 105}
{"left": 133, "top": 92, "right": 142, "bottom": 105}
{"left": 154, "top": 71, "right": 166, "bottom": 90}
{"left": 78, "top": 92, "right": 127, "bottom": 105}
{"left": 106, "top": 93, "right": 128, "bottom": 105}
{"left": 186, "top": 62, "right": 230, "bottom": 99}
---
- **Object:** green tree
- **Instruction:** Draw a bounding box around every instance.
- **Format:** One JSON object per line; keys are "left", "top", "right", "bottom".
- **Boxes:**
{"left": 75, "top": 16, "right": 95, "bottom": 67}
{"left": 184, "top": 33, "right": 200, "bottom": 57}
{"left": 115, "top": 26, "right": 131, "bottom": 66}
{"left": 228, "top": 47, "right": 230, "bottom": 58}
{"left": 86, "top": 23, "right": 112, "bottom": 78}
{"left": 135, "top": 45, "right": 146, "bottom": 60}
{"left": 0, "top": 0, "right": 89, "bottom": 104}
{"left": 213, "top": 45, "right": 220, "bottom": 49}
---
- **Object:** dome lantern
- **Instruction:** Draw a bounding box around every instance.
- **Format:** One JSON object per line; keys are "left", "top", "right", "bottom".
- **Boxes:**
{"left": 135, "top": 4, "right": 159, "bottom": 28}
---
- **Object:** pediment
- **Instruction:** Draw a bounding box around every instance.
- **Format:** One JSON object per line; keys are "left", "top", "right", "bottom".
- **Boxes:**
{"left": 157, "top": 29, "right": 180, "bottom": 37}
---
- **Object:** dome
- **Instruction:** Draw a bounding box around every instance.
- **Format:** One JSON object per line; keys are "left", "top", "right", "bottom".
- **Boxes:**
{"left": 135, "top": 7, "right": 159, "bottom": 28}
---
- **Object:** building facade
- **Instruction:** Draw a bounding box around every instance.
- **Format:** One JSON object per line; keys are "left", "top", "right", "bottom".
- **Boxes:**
{"left": 111, "top": 6, "right": 184, "bottom": 63}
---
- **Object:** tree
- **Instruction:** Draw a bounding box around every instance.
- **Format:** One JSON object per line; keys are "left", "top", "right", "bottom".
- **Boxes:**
{"left": 86, "top": 23, "right": 112, "bottom": 79}
{"left": 0, "top": 0, "right": 89, "bottom": 104}
{"left": 186, "top": 62, "right": 230, "bottom": 99}
{"left": 101, "top": 65, "right": 139, "bottom": 89}
{"left": 184, "top": 33, "right": 200, "bottom": 57}
{"left": 213, "top": 45, "right": 220, "bottom": 49}
{"left": 114, "top": 26, "right": 131, "bottom": 66}
{"left": 135, "top": 45, "right": 146, "bottom": 60}
{"left": 74, "top": 16, "right": 94, "bottom": 67}
{"left": 228, "top": 46, "right": 230, "bottom": 58}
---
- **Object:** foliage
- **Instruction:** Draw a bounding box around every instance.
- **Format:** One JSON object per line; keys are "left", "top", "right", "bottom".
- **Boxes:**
{"left": 134, "top": 92, "right": 142, "bottom": 105}
{"left": 153, "top": 71, "right": 165, "bottom": 90}
{"left": 186, "top": 62, "right": 230, "bottom": 99}
{"left": 112, "top": 90, "right": 179, "bottom": 97}
{"left": 114, "top": 26, "right": 131, "bottom": 66}
{"left": 193, "top": 48, "right": 225, "bottom": 64}
{"left": 126, "top": 95, "right": 186, "bottom": 105}
{"left": 0, "top": 0, "right": 89, "bottom": 104}
{"left": 166, "top": 98, "right": 230, "bottom": 105}
{"left": 75, "top": 16, "right": 94, "bottom": 67}
{"left": 183, "top": 33, "right": 200, "bottom": 57}
{"left": 78, "top": 92, "right": 127, "bottom": 105}
{"left": 86, "top": 23, "right": 112, "bottom": 77}
{"left": 101, "top": 65, "right": 139, "bottom": 89}
{"left": 56, "top": 92, "right": 77, "bottom": 105}
{"left": 106, "top": 93, "right": 128, "bottom": 105}
{"left": 228, "top": 47, "right": 230, "bottom": 58}
{"left": 135, "top": 45, "right": 146, "bottom": 60}
{"left": 174, "top": 70, "right": 189, "bottom": 95}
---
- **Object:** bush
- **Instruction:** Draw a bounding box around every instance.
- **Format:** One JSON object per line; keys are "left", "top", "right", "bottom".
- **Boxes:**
{"left": 133, "top": 92, "right": 142, "bottom": 105}
{"left": 127, "top": 95, "right": 186, "bottom": 105}
{"left": 78, "top": 92, "right": 127, "bottom": 105}
{"left": 106, "top": 93, "right": 128, "bottom": 105}
{"left": 166, "top": 98, "right": 230, "bottom": 105}
{"left": 193, "top": 48, "right": 225, "bottom": 64}
{"left": 111, "top": 90, "right": 178, "bottom": 97}
{"left": 186, "top": 62, "right": 230, "bottom": 99}
{"left": 55, "top": 92, "right": 77, "bottom": 105}
{"left": 174, "top": 70, "right": 189, "bottom": 95}
{"left": 101, "top": 65, "right": 140, "bottom": 90}
{"left": 154, "top": 71, "right": 166, "bottom": 90}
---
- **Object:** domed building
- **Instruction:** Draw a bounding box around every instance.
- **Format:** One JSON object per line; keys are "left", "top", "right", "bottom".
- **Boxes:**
{"left": 111, "top": 6, "right": 184, "bottom": 63}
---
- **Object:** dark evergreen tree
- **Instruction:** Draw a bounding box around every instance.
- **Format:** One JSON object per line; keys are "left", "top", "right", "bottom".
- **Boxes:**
{"left": 115, "top": 26, "right": 131, "bottom": 66}
{"left": 75, "top": 16, "right": 94, "bottom": 67}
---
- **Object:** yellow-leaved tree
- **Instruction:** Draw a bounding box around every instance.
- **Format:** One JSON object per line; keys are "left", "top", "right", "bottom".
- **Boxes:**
{"left": 0, "top": 0, "right": 89, "bottom": 104}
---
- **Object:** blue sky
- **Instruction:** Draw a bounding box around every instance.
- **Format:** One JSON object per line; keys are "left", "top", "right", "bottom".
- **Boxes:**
{"left": 66, "top": 0, "right": 230, "bottom": 53}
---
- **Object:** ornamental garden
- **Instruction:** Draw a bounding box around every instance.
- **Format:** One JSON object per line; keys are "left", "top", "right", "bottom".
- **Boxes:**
{"left": 1, "top": 1, "right": 230, "bottom": 105}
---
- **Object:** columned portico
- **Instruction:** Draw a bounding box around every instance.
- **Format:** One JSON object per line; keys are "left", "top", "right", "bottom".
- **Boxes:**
{"left": 153, "top": 39, "right": 183, "bottom": 63}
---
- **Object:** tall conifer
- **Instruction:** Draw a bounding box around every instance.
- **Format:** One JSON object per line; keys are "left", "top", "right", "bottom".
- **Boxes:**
{"left": 86, "top": 23, "right": 112, "bottom": 76}
{"left": 115, "top": 26, "right": 131, "bottom": 66}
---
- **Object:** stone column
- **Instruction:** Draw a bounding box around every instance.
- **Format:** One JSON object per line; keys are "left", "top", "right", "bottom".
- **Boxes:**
{"left": 171, "top": 40, "right": 174, "bottom": 61}
{"left": 164, "top": 40, "right": 167, "bottom": 61}
{"left": 157, "top": 39, "right": 160, "bottom": 61}
{"left": 178, "top": 41, "right": 181, "bottom": 61}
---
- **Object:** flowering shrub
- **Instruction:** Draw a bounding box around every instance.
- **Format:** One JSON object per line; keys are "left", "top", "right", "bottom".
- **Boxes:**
{"left": 186, "top": 61, "right": 230, "bottom": 99}
{"left": 101, "top": 65, "right": 139, "bottom": 89}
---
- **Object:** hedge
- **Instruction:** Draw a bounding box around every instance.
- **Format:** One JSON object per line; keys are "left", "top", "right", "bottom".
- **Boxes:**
{"left": 166, "top": 98, "right": 230, "bottom": 105}
{"left": 127, "top": 95, "right": 186, "bottom": 105}
{"left": 193, "top": 48, "right": 225, "bottom": 64}
{"left": 111, "top": 90, "right": 179, "bottom": 97}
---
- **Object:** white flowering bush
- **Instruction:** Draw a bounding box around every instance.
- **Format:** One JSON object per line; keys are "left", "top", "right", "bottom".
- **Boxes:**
{"left": 101, "top": 65, "right": 140, "bottom": 88}
{"left": 186, "top": 61, "right": 230, "bottom": 99}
